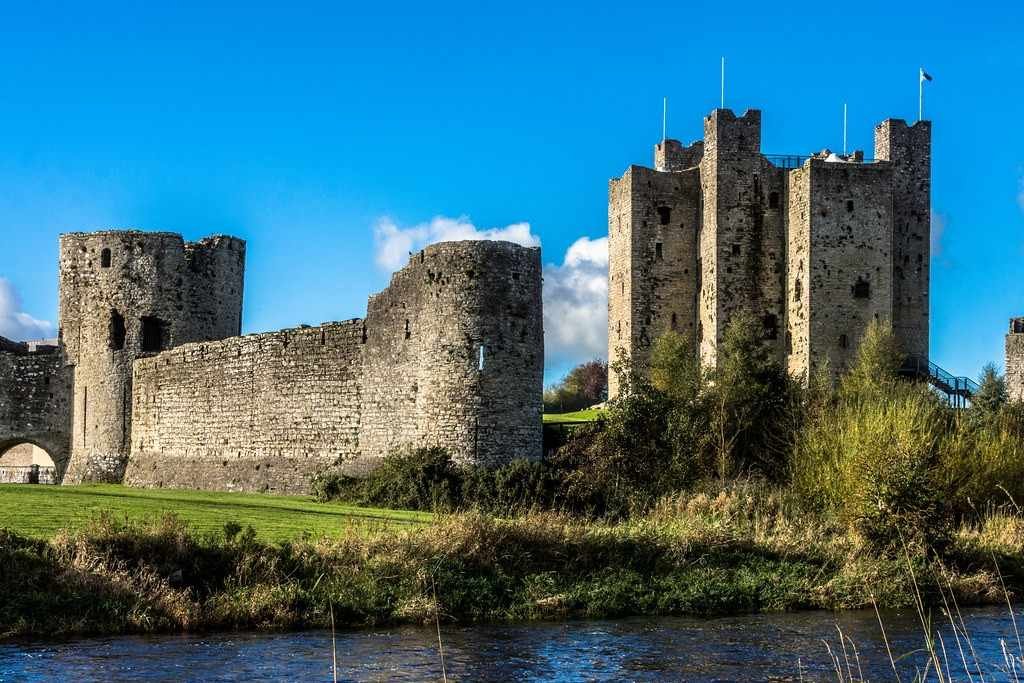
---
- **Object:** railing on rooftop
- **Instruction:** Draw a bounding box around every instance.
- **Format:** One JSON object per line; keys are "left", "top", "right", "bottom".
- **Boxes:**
{"left": 898, "top": 355, "right": 979, "bottom": 408}
{"left": 764, "top": 155, "right": 809, "bottom": 169}
{"left": 764, "top": 154, "right": 877, "bottom": 169}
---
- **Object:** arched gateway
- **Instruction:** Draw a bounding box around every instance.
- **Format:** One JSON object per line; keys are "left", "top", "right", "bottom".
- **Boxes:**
{"left": 0, "top": 337, "right": 72, "bottom": 483}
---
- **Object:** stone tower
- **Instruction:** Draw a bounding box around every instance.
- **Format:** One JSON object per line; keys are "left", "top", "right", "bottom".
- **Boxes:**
{"left": 608, "top": 107, "right": 932, "bottom": 398}
{"left": 1006, "top": 318, "right": 1024, "bottom": 401}
{"left": 874, "top": 119, "right": 932, "bottom": 358}
{"left": 58, "top": 230, "right": 245, "bottom": 483}
{"left": 698, "top": 109, "right": 787, "bottom": 368}
{"left": 361, "top": 240, "right": 543, "bottom": 466}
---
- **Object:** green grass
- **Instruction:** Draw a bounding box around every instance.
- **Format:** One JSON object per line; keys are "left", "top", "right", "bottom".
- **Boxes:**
{"left": 0, "top": 484, "right": 429, "bottom": 543}
{"left": 542, "top": 409, "right": 603, "bottom": 424}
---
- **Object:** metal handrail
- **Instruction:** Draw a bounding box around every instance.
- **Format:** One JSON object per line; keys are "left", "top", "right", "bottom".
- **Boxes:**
{"left": 764, "top": 154, "right": 877, "bottom": 170}
{"left": 898, "top": 355, "right": 979, "bottom": 402}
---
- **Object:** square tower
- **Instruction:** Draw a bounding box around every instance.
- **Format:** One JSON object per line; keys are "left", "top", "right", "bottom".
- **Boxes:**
{"left": 874, "top": 119, "right": 931, "bottom": 359}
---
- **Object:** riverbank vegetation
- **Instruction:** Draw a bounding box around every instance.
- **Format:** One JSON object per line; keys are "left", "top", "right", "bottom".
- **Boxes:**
{"left": 3, "top": 314, "right": 1024, "bottom": 639}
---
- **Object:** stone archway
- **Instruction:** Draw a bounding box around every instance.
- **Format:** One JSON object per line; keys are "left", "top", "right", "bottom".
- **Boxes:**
{"left": 0, "top": 438, "right": 65, "bottom": 484}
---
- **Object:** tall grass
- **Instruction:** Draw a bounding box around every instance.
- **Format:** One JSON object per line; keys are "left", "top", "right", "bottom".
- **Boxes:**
{"left": 2, "top": 485, "right": 1022, "bottom": 640}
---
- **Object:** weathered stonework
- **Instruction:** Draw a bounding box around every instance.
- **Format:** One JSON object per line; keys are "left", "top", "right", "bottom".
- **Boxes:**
{"left": 59, "top": 231, "right": 245, "bottom": 483}
{"left": 127, "top": 240, "right": 543, "bottom": 494}
{"left": 0, "top": 339, "right": 71, "bottom": 477}
{"left": 1006, "top": 318, "right": 1024, "bottom": 401}
{"left": 0, "top": 229, "right": 543, "bottom": 493}
{"left": 609, "top": 107, "right": 931, "bottom": 393}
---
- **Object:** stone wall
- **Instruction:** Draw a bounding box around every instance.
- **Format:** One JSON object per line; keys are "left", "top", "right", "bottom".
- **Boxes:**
{"left": 791, "top": 160, "right": 894, "bottom": 377}
{"left": 128, "top": 321, "right": 364, "bottom": 493}
{"left": 0, "top": 339, "right": 71, "bottom": 477}
{"left": 1006, "top": 318, "right": 1024, "bottom": 401}
{"left": 128, "top": 240, "right": 543, "bottom": 493}
{"left": 59, "top": 231, "right": 245, "bottom": 484}
{"left": 607, "top": 163, "right": 701, "bottom": 395}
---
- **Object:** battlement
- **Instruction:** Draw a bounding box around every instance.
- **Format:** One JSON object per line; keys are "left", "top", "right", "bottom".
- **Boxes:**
{"left": 654, "top": 139, "right": 704, "bottom": 172}
{"left": 610, "top": 103, "right": 932, "bottom": 394}
{"left": 703, "top": 108, "right": 761, "bottom": 154}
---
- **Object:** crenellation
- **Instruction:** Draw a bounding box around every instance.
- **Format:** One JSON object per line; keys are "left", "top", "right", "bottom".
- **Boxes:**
{"left": 610, "top": 106, "right": 931, "bottom": 396}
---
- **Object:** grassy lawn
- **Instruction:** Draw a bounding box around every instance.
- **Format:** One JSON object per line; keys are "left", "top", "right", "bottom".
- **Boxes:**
{"left": 0, "top": 484, "right": 430, "bottom": 543}
{"left": 542, "top": 409, "right": 604, "bottom": 424}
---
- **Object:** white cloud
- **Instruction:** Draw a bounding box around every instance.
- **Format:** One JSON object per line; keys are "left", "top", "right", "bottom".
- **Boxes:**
{"left": 373, "top": 216, "right": 608, "bottom": 371}
{"left": 0, "top": 278, "right": 54, "bottom": 341}
{"left": 542, "top": 236, "right": 608, "bottom": 368}
{"left": 373, "top": 215, "right": 540, "bottom": 271}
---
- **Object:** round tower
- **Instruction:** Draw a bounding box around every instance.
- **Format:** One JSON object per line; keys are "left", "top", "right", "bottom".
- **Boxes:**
{"left": 360, "top": 240, "right": 543, "bottom": 467}
{"left": 59, "top": 230, "right": 245, "bottom": 483}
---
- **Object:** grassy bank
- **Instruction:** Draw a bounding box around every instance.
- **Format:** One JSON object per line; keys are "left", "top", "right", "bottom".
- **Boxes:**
{"left": 542, "top": 409, "right": 603, "bottom": 424}
{"left": 0, "top": 484, "right": 429, "bottom": 543}
{"left": 1, "top": 483, "right": 1022, "bottom": 639}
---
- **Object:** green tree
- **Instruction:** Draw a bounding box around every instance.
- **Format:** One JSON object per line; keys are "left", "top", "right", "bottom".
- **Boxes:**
{"left": 972, "top": 363, "right": 1008, "bottom": 415}
{"left": 706, "top": 310, "right": 798, "bottom": 480}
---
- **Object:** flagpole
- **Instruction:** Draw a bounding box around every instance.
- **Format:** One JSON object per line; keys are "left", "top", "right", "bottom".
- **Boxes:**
{"left": 843, "top": 103, "right": 847, "bottom": 156}
{"left": 918, "top": 68, "right": 923, "bottom": 122}
{"left": 662, "top": 96, "right": 667, "bottom": 143}
{"left": 720, "top": 57, "right": 725, "bottom": 109}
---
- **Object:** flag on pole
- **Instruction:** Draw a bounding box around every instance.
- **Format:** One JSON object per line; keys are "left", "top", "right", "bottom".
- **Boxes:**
{"left": 920, "top": 68, "right": 933, "bottom": 82}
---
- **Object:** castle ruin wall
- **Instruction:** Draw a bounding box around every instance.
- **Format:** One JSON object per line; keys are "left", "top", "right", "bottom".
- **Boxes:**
{"left": 0, "top": 340, "right": 72, "bottom": 477}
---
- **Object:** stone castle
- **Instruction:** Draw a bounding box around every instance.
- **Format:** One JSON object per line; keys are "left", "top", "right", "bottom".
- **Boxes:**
{"left": 608, "top": 108, "right": 931, "bottom": 395}
{"left": 0, "top": 232, "right": 543, "bottom": 493}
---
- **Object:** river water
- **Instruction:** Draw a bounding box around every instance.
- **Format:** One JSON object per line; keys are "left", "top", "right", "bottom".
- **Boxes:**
{"left": 2, "top": 607, "right": 1021, "bottom": 681}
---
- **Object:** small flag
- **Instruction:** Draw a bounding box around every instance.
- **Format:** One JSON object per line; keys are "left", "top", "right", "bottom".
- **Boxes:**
{"left": 920, "top": 68, "right": 933, "bottom": 82}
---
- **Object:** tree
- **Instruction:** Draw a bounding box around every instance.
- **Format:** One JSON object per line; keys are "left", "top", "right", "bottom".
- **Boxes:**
{"left": 544, "top": 360, "right": 608, "bottom": 412}
{"left": 972, "top": 363, "right": 1008, "bottom": 415}
{"left": 706, "top": 310, "right": 798, "bottom": 480}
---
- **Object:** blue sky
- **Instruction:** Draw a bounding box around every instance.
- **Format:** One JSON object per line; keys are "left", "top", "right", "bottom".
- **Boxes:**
{"left": 1, "top": 1, "right": 1022, "bottom": 385}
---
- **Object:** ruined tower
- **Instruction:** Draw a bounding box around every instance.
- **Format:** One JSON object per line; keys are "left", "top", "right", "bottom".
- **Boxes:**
{"left": 58, "top": 231, "right": 245, "bottom": 483}
{"left": 609, "top": 107, "right": 932, "bottom": 397}
{"left": 360, "top": 241, "right": 544, "bottom": 467}
{"left": 1006, "top": 318, "right": 1024, "bottom": 401}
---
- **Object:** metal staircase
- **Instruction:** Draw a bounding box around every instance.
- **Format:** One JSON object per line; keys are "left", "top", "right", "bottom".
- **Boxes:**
{"left": 898, "top": 355, "right": 978, "bottom": 407}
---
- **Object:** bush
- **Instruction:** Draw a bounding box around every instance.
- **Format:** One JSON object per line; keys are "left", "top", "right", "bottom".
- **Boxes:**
{"left": 314, "top": 447, "right": 562, "bottom": 515}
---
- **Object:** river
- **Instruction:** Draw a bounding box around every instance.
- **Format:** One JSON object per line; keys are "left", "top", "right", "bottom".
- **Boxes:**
{"left": 2, "top": 606, "right": 1021, "bottom": 681}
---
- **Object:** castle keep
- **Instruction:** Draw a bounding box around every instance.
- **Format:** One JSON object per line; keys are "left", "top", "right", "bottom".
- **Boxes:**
{"left": 0, "top": 233, "right": 543, "bottom": 493}
{"left": 608, "top": 108, "right": 931, "bottom": 395}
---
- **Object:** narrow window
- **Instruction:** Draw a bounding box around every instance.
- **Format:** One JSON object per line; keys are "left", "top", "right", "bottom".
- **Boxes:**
{"left": 479, "top": 345, "right": 485, "bottom": 371}
{"left": 852, "top": 278, "right": 870, "bottom": 299}
{"left": 786, "top": 331, "right": 793, "bottom": 354}
{"left": 839, "top": 334, "right": 849, "bottom": 349}
{"left": 768, "top": 192, "right": 780, "bottom": 209}
{"left": 657, "top": 206, "right": 671, "bottom": 225}
{"left": 655, "top": 242, "right": 663, "bottom": 260}
{"left": 671, "top": 313, "right": 677, "bottom": 330}
{"left": 846, "top": 200, "right": 855, "bottom": 213}
{"left": 617, "top": 320, "right": 621, "bottom": 339}
{"left": 762, "top": 314, "right": 778, "bottom": 340}
{"left": 109, "top": 310, "right": 126, "bottom": 350}
{"left": 404, "top": 319, "right": 411, "bottom": 339}
{"left": 140, "top": 317, "right": 166, "bottom": 352}
{"left": 100, "top": 248, "right": 112, "bottom": 268}
{"left": 732, "top": 243, "right": 741, "bottom": 256}
{"left": 794, "top": 279, "right": 802, "bottom": 302}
